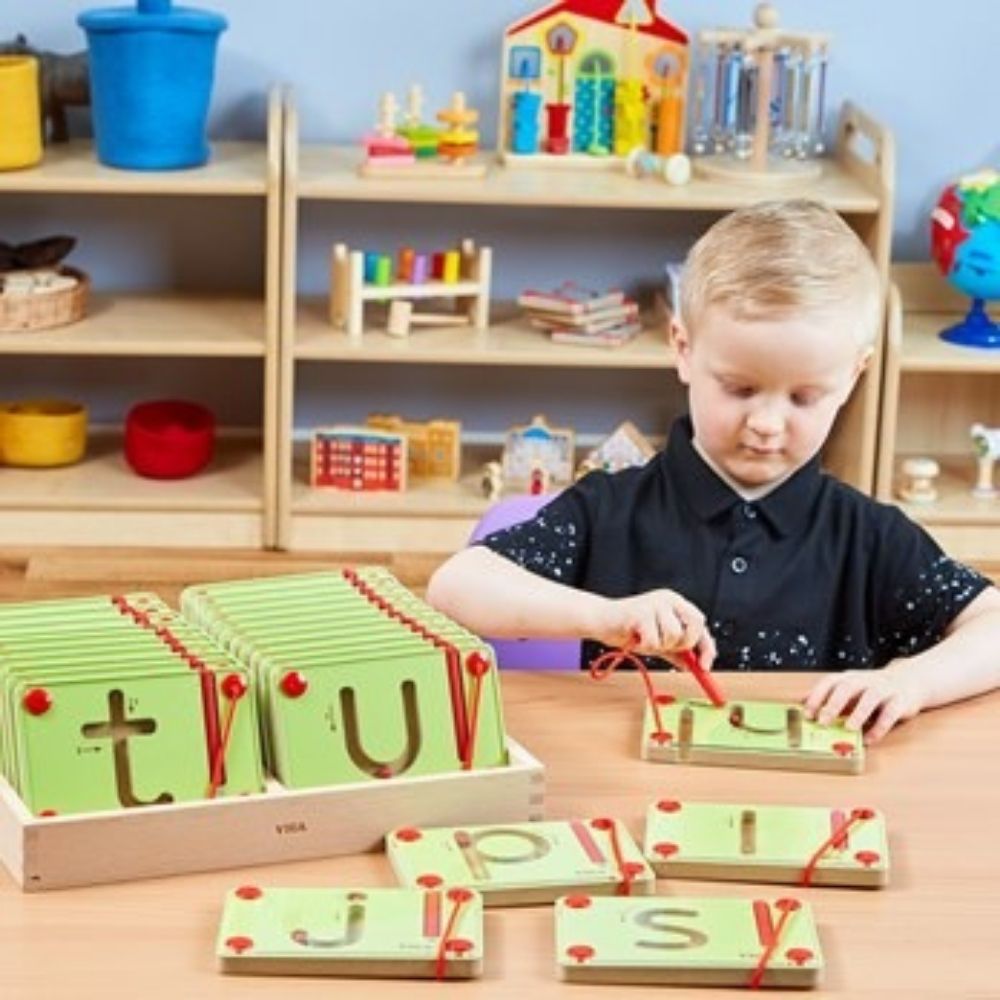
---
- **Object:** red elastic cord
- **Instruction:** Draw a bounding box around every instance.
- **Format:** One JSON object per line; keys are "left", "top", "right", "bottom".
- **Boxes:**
{"left": 206, "top": 693, "right": 243, "bottom": 799}
{"left": 748, "top": 901, "right": 797, "bottom": 990}
{"left": 799, "top": 809, "right": 872, "bottom": 886}
{"left": 588, "top": 641, "right": 667, "bottom": 741}
{"left": 599, "top": 820, "right": 636, "bottom": 897}
{"left": 462, "top": 653, "right": 490, "bottom": 771}
{"left": 434, "top": 892, "right": 468, "bottom": 981}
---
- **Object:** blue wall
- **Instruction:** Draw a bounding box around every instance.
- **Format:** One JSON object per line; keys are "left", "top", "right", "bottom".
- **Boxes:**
{"left": 3, "top": 1, "right": 998, "bottom": 434}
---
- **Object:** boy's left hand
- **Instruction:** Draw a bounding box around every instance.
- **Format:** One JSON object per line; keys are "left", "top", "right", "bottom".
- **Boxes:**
{"left": 802, "top": 667, "right": 926, "bottom": 744}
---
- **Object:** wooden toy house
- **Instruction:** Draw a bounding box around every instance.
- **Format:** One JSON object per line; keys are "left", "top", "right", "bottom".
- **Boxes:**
{"left": 367, "top": 414, "right": 462, "bottom": 481}
{"left": 499, "top": 0, "right": 689, "bottom": 166}
{"left": 310, "top": 427, "right": 407, "bottom": 492}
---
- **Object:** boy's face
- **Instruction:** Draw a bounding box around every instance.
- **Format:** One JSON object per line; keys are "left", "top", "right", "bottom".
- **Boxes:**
{"left": 673, "top": 304, "right": 870, "bottom": 489}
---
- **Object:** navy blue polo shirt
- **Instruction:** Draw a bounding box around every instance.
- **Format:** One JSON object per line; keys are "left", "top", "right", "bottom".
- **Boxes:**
{"left": 480, "top": 417, "right": 991, "bottom": 671}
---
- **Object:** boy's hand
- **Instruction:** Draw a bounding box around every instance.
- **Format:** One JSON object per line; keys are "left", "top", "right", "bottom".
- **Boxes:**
{"left": 802, "top": 666, "right": 926, "bottom": 744}
{"left": 594, "top": 589, "right": 716, "bottom": 672}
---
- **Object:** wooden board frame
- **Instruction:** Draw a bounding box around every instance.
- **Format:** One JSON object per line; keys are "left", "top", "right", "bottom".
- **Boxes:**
{"left": 0, "top": 738, "right": 543, "bottom": 892}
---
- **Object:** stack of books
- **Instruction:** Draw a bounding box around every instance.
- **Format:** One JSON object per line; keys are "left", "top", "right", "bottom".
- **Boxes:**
{"left": 518, "top": 282, "right": 641, "bottom": 348}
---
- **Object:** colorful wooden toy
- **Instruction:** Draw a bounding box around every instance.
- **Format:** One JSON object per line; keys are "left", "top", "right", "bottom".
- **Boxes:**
{"left": 366, "top": 414, "right": 462, "bottom": 482}
{"left": 555, "top": 894, "right": 823, "bottom": 987}
{"left": 644, "top": 799, "right": 889, "bottom": 888}
{"left": 691, "top": 3, "right": 830, "bottom": 183}
{"left": 217, "top": 886, "right": 484, "bottom": 980}
{"left": 624, "top": 147, "right": 691, "bottom": 185}
{"left": 480, "top": 460, "right": 504, "bottom": 501}
{"left": 387, "top": 817, "right": 654, "bottom": 906}
{"left": 641, "top": 696, "right": 864, "bottom": 774}
{"left": 360, "top": 85, "right": 487, "bottom": 180}
{"left": 970, "top": 423, "right": 1000, "bottom": 498}
{"left": 502, "top": 414, "right": 575, "bottom": 489}
{"left": 499, "top": 0, "right": 689, "bottom": 167}
{"left": 330, "top": 239, "right": 491, "bottom": 340}
{"left": 310, "top": 426, "right": 407, "bottom": 492}
{"left": 898, "top": 456, "right": 941, "bottom": 504}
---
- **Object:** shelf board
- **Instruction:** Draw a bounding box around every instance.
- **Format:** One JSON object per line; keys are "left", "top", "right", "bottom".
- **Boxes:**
{"left": 894, "top": 454, "right": 1000, "bottom": 526}
{"left": 901, "top": 312, "right": 1000, "bottom": 373}
{"left": 0, "top": 293, "right": 267, "bottom": 357}
{"left": 0, "top": 141, "right": 269, "bottom": 197}
{"left": 294, "top": 298, "right": 674, "bottom": 368}
{"left": 0, "top": 431, "right": 263, "bottom": 513}
{"left": 296, "top": 145, "right": 881, "bottom": 212}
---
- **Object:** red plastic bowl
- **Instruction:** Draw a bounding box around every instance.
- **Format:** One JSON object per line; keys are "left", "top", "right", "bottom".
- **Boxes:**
{"left": 124, "top": 399, "right": 215, "bottom": 479}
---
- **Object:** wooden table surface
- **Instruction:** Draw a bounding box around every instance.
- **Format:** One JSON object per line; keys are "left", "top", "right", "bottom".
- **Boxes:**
{"left": 2, "top": 671, "right": 998, "bottom": 999}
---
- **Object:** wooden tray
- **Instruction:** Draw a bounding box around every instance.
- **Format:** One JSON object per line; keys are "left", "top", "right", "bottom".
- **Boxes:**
{"left": 0, "top": 738, "right": 544, "bottom": 892}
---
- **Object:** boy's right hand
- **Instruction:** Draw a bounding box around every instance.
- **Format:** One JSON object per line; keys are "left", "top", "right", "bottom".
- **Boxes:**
{"left": 592, "top": 589, "right": 717, "bottom": 672}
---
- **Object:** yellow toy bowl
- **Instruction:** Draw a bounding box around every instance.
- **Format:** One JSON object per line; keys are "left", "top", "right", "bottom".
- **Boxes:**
{"left": 0, "top": 400, "right": 88, "bottom": 467}
{"left": 0, "top": 56, "right": 43, "bottom": 171}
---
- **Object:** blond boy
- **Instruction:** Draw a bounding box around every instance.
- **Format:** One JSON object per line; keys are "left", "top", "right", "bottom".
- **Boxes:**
{"left": 429, "top": 201, "right": 1000, "bottom": 743}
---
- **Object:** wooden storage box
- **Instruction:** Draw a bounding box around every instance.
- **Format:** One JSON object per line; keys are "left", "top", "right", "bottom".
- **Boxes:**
{"left": 0, "top": 738, "right": 544, "bottom": 892}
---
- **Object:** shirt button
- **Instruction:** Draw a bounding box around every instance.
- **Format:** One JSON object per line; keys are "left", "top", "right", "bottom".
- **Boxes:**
{"left": 730, "top": 556, "right": 749, "bottom": 575}
{"left": 742, "top": 503, "right": 757, "bottom": 519}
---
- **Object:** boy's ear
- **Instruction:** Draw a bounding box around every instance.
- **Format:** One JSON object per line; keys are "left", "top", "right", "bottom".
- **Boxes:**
{"left": 671, "top": 317, "right": 693, "bottom": 384}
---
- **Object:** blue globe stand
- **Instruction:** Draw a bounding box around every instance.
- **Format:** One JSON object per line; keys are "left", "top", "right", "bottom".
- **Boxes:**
{"left": 940, "top": 298, "right": 1000, "bottom": 348}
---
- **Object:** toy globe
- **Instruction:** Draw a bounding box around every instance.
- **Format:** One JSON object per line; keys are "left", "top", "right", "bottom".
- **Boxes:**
{"left": 930, "top": 168, "right": 1000, "bottom": 347}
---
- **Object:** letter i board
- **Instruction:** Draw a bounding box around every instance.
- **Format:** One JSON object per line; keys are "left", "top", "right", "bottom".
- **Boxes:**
{"left": 217, "top": 886, "right": 484, "bottom": 979}
{"left": 0, "top": 594, "right": 263, "bottom": 815}
{"left": 555, "top": 895, "right": 823, "bottom": 988}
{"left": 387, "top": 818, "right": 654, "bottom": 905}
{"left": 180, "top": 569, "right": 507, "bottom": 787}
{"left": 644, "top": 800, "right": 889, "bottom": 887}
{"left": 641, "top": 696, "right": 864, "bottom": 774}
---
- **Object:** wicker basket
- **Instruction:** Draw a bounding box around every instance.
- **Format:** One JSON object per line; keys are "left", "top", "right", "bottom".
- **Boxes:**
{"left": 0, "top": 266, "right": 89, "bottom": 333}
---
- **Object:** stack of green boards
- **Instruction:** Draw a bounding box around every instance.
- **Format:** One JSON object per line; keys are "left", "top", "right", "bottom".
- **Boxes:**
{"left": 181, "top": 568, "right": 508, "bottom": 788}
{"left": 0, "top": 592, "right": 263, "bottom": 816}
{"left": 217, "top": 886, "right": 484, "bottom": 979}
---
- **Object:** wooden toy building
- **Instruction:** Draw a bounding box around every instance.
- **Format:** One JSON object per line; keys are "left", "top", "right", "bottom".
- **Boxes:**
{"left": 499, "top": 0, "right": 689, "bottom": 166}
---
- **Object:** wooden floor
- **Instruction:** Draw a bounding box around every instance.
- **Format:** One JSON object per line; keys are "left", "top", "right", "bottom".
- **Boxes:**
{"left": 1, "top": 547, "right": 997, "bottom": 606}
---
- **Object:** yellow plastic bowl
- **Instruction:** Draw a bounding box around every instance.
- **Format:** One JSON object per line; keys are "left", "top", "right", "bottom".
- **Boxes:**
{"left": 0, "top": 56, "right": 43, "bottom": 171}
{"left": 0, "top": 400, "right": 88, "bottom": 467}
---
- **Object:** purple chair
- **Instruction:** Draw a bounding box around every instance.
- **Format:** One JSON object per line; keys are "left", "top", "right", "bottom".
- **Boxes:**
{"left": 468, "top": 493, "right": 580, "bottom": 670}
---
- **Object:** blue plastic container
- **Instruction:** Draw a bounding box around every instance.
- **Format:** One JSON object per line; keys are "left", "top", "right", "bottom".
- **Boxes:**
{"left": 78, "top": 0, "right": 227, "bottom": 170}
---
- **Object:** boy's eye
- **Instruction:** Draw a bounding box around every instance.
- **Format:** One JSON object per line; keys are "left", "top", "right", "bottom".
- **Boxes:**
{"left": 791, "top": 389, "right": 822, "bottom": 407}
{"left": 723, "top": 382, "right": 755, "bottom": 398}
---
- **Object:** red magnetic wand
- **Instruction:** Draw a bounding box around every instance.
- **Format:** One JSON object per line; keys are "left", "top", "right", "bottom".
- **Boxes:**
{"left": 678, "top": 649, "right": 727, "bottom": 707}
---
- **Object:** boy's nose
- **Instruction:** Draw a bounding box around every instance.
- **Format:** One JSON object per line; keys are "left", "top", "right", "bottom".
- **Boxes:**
{"left": 746, "top": 402, "right": 785, "bottom": 437}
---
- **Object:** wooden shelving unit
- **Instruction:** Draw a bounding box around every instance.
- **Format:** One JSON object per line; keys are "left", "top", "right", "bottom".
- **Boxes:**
{"left": 877, "top": 264, "right": 1000, "bottom": 559}
{"left": 278, "top": 98, "right": 894, "bottom": 553}
{"left": 0, "top": 93, "right": 283, "bottom": 548}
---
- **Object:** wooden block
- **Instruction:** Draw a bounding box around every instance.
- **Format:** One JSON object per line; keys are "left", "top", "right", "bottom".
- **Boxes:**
{"left": 217, "top": 886, "right": 483, "bottom": 979}
{"left": 556, "top": 895, "right": 823, "bottom": 988}
{"left": 0, "top": 738, "right": 543, "bottom": 892}
{"left": 387, "top": 817, "right": 655, "bottom": 906}
{"left": 643, "top": 799, "right": 889, "bottom": 887}
{"left": 641, "top": 697, "right": 864, "bottom": 774}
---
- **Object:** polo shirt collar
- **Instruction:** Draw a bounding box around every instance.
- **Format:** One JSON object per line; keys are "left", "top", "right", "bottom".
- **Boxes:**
{"left": 662, "top": 417, "right": 822, "bottom": 538}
